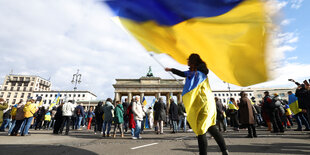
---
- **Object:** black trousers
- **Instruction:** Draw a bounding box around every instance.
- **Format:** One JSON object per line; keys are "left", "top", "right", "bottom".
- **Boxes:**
{"left": 197, "top": 125, "right": 227, "bottom": 155}
{"left": 11, "top": 119, "right": 24, "bottom": 135}
{"left": 53, "top": 117, "right": 63, "bottom": 134}
{"left": 60, "top": 116, "right": 71, "bottom": 134}
{"left": 269, "top": 109, "right": 284, "bottom": 132}
{"left": 247, "top": 124, "right": 257, "bottom": 137}
{"left": 230, "top": 112, "right": 239, "bottom": 128}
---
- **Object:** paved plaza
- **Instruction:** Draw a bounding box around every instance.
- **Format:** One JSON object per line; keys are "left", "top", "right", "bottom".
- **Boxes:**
{"left": 0, "top": 127, "right": 310, "bottom": 155}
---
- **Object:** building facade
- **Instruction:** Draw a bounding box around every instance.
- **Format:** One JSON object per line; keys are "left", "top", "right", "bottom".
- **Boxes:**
{"left": 33, "top": 91, "right": 97, "bottom": 107}
{"left": 0, "top": 74, "right": 51, "bottom": 105}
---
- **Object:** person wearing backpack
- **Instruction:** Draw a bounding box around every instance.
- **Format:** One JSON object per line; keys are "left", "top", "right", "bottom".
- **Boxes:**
{"left": 270, "top": 93, "right": 284, "bottom": 133}
{"left": 102, "top": 98, "right": 114, "bottom": 137}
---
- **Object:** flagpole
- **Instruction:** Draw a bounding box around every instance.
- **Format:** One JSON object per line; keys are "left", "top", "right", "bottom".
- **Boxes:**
{"left": 149, "top": 53, "right": 183, "bottom": 85}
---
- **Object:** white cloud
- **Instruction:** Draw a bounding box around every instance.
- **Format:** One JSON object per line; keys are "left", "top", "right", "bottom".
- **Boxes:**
{"left": 290, "top": 0, "right": 304, "bottom": 9}
{"left": 280, "top": 19, "right": 295, "bottom": 26}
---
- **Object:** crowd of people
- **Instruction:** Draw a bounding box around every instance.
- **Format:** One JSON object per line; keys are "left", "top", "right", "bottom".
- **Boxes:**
{"left": 0, "top": 78, "right": 310, "bottom": 141}
{"left": 0, "top": 95, "right": 188, "bottom": 139}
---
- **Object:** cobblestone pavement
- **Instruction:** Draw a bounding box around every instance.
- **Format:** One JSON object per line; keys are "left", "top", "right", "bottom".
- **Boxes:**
{"left": 0, "top": 126, "right": 310, "bottom": 155}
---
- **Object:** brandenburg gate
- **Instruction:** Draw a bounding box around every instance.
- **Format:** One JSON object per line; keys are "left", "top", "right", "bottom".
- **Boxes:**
{"left": 113, "top": 76, "right": 184, "bottom": 104}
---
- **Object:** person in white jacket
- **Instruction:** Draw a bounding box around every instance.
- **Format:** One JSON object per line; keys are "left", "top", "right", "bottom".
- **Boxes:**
{"left": 132, "top": 96, "right": 145, "bottom": 139}
{"left": 60, "top": 100, "right": 76, "bottom": 135}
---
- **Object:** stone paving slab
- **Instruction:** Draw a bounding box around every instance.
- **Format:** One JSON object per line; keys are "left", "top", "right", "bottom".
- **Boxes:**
{"left": 0, "top": 127, "right": 309, "bottom": 155}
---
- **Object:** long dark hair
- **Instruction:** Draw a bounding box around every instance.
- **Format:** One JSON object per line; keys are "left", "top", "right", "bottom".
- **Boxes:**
{"left": 188, "top": 53, "right": 208, "bottom": 75}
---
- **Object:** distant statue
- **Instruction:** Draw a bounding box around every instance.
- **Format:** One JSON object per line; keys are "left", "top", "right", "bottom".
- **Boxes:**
{"left": 146, "top": 66, "right": 154, "bottom": 77}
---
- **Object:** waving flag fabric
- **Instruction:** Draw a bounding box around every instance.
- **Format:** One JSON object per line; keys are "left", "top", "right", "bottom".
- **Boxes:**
{"left": 49, "top": 93, "right": 60, "bottom": 110}
{"left": 288, "top": 94, "right": 302, "bottom": 115}
{"left": 105, "top": 0, "right": 269, "bottom": 86}
{"left": 142, "top": 96, "right": 147, "bottom": 106}
{"left": 181, "top": 70, "right": 216, "bottom": 135}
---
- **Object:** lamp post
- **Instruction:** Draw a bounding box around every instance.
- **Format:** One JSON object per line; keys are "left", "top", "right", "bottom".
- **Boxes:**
{"left": 223, "top": 81, "right": 231, "bottom": 102}
{"left": 71, "top": 69, "right": 82, "bottom": 103}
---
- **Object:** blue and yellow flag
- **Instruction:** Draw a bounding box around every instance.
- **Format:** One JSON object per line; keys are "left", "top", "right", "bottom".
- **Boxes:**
{"left": 288, "top": 94, "right": 302, "bottom": 115}
{"left": 182, "top": 71, "right": 216, "bottom": 135}
{"left": 142, "top": 96, "right": 147, "bottom": 106}
{"left": 105, "top": 0, "right": 269, "bottom": 86}
{"left": 49, "top": 93, "right": 60, "bottom": 110}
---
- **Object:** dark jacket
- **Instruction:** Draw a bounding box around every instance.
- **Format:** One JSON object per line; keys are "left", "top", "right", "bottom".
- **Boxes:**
{"left": 55, "top": 105, "right": 63, "bottom": 119}
{"left": 239, "top": 97, "right": 255, "bottom": 125}
{"left": 169, "top": 102, "right": 179, "bottom": 121}
{"left": 178, "top": 103, "right": 186, "bottom": 116}
{"left": 76, "top": 105, "right": 85, "bottom": 117}
{"left": 295, "top": 88, "right": 310, "bottom": 109}
{"left": 3, "top": 109, "right": 11, "bottom": 119}
{"left": 154, "top": 100, "right": 166, "bottom": 121}
{"left": 216, "top": 100, "right": 225, "bottom": 120}
{"left": 94, "top": 102, "right": 104, "bottom": 121}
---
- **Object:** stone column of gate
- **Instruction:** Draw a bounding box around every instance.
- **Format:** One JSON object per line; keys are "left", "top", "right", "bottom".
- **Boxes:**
{"left": 177, "top": 93, "right": 182, "bottom": 103}
{"left": 115, "top": 92, "right": 120, "bottom": 102}
{"left": 128, "top": 92, "right": 132, "bottom": 103}
{"left": 166, "top": 93, "right": 171, "bottom": 113}
{"left": 155, "top": 92, "right": 161, "bottom": 99}
{"left": 140, "top": 93, "right": 144, "bottom": 104}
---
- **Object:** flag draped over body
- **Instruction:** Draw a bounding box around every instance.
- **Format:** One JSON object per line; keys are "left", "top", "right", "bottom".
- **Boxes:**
{"left": 288, "top": 94, "right": 302, "bottom": 115}
{"left": 182, "top": 71, "right": 216, "bottom": 135}
{"left": 105, "top": 0, "right": 269, "bottom": 87}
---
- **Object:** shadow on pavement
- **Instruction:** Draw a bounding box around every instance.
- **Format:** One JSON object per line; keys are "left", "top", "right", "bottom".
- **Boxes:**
{"left": 173, "top": 142, "right": 310, "bottom": 154}
{"left": 0, "top": 145, "right": 97, "bottom": 155}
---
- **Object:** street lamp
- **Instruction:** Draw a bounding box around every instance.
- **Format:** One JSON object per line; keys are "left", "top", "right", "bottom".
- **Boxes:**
{"left": 223, "top": 81, "right": 231, "bottom": 102}
{"left": 71, "top": 69, "right": 82, "bottom": 103}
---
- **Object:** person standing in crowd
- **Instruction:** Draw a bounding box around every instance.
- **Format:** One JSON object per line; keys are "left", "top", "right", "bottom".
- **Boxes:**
{"left": 8, "top": 100, "right": 20, "bottom": 135}
{"left": 43, "top": 111, "right": 51, "bottom": 130}
{"left": 165, "top": 54, "right": 228, "bottom": 155}
{"left": 132, "top": 96, "right": 145, "bottom": 139}
{"left": 34, "top": 107, "right": 46, "bottom": 130}
{"left": 153, "top": 97, "right": 166, "bottom": 134}
{"left": 262, "top": 91, "right": 273, "bottom": 131}
{"left": 53, "top": 103, "right": 64, "bottom": 134}
{"left": 71, "top": 106, "right": 77, "bottom": 130}
{"left": 146, "top": 106, "right": 154, "bottom": 129}
{"left": 0, "top": 98, "right": 8, "bottom": 127}
{"left": 270, "top": 93, "right": 285, "bottom": 133}
{"left": 239, "top": 91, "right": 257, "bottom": 138}
{"left": 21, "top": 99, "right": 37, "bottom": 136}
{"left": 60, "top": 100, "right": 75, "bottom": 135}
{"left": 169, "top": 98, "right": 178, "bottom": 133}
{"left": 0, "top": 106, "right": 11, "bottom": 132}
{"left": 87, "top": 107, "right": 95, "bottom": 130}
{"left": 215, "top": 97, "right": 227, "bottom": 132}
{"left": 282, "top": 100, "right": 293, "bottom": 129}
{"left": 113, "top": 101, "right": 124, "bottom": 138}
{"left": 10, "top": 100, "right": 25, "bottom": 136}
{"left": 127, "top": 99, "right": 136, "bottom": 137}
{"left": 75, "top": 103, "right": 85, "bottom": 130}
{"left": 288, "top": 91, "right": 310, "bottom": 131}
{"left": 295, "top": 82, "right": 310, "bottom": 124}
{"left": 122, "top": 98, "right": 130, "bottom": 133}
{"left": 102, "top": 98, "right": 114, "bottom": 137}
{"left": 177, "top": 101, "right": 187, "bottom": 133}
{"left": 228, "top": 98, "right": 239, "bottom": 131}
{"left": 94, "top": 101, "right": 104, "bottom": 134}
{"left": 49, "top": 106, "right": 57, "bottom": 130}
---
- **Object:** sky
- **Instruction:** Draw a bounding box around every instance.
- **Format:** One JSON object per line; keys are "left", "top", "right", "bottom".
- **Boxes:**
{"left": 0, "top": 0, "right": 309, "bottom": 100}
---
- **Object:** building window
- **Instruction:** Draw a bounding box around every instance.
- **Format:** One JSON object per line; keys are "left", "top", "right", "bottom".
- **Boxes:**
{"left": 36, "top": 94, "right": 39, "bottom": 97}
{"left": 78, "top": 94, "right": 81, "bottom": 97}
{"left": 7, "top": 92, "right": 11, "bottom": 98}
{"left": 257, "top": 94, "right": 262, "bottom": 98}
{"left": 21, "top": 93, "right": 24, "bottom": 98}
{"left": 45, "top": 94, "right": 48, "bottom": 97}
{"left": 18, "top": 82, "right": 22, "bottom": 86}
{"left": 223, "top": 99, "right": 226, "bottom": 103}
{"left": 219, "top": 94, "right": 221, "bottom": 96}
{"left": 249, "top": 93, "right": 252, "bottom": 96}
{"left": 82, "top": 94, "right": 85, "bottom": 97}
{"left": 234, "top": 93, "right": 237, "bottom": 96}
{"left": 64, "top": 94, "right": 67, "bottom": 97}
{"left": 60, "top": 94, "right": 62, "bottom": 97}
{"left": 280, "top": 93, "right": 285, "bottom": 97}
{"left": 41, "top": 94, "right": 43, "bottom": 96}
{"left": 50, "top": 94, "right": 52, "bottom": 97}
{"left": 30, "top": 82, "right": 34, "bottom": 86}
{"left": 28, "top": 93, "right": 31, "bottom": 97}
{"left": 14, "top": 93, "right": 18, "bottom": 98}
{"left": 69, "top": 94, "right": 71, "bottom": 97}
{"left": 73, "top": 94, "right": 76, "bottom": 97}
{"left": 49, "top": 100, "right": 52, "bottom": 104}
{"left": 29, "top": 87, "right": 32, "bottom": 91}
{"left": 214, "top": 94, "right": 217, "bottom": 97}
{"left": 55, "top": 94, "right": 57, "bottom": 97}
{"left": 0, "top": 92, "right": 4, "bottom": 97}
{"left": 24, "top": 83, "right": 28, "bottom": 87}
{"left": 10, "top": 87, "right": 14, "bottom": 91}
{"left": 12, "top": 99, "right": 16, "bottom": 104}
{"left": 17, "top": 87, "right": 20, "bottom": 91}
{"left": 4, "top": 86, "right": 7, "bottom": 91}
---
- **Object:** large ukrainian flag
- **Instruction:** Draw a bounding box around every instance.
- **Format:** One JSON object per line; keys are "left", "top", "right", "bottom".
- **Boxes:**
{"left": 182, "top": 70, "right": 216, "bottom": 135}
{"left": 288, "top": 94, "right": 302, "bottom": 115}
{"left": 105, "top": 0, "right": 269, "bottom": 87}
